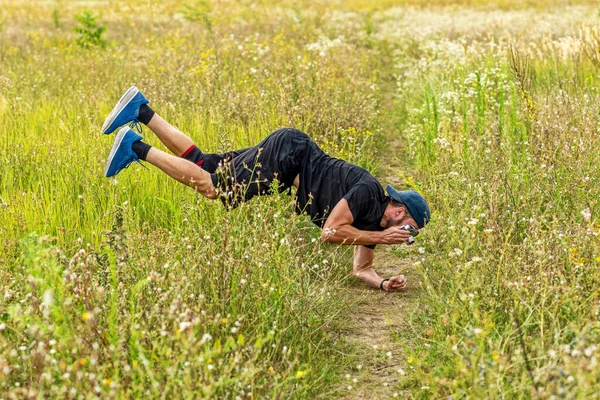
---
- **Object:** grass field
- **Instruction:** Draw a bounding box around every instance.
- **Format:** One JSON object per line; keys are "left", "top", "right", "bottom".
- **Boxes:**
{"left": 1, "top": 0, "right": 600, "bottom": 398}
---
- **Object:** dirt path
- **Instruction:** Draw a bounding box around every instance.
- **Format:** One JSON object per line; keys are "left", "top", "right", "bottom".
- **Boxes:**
{"left": 340, "top": 254, "right": 421, "bottom": 399}
{"left": 338, "top": 143, "right": 423, "bottom": 399}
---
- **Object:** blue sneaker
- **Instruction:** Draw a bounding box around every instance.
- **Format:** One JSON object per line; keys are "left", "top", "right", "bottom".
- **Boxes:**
{"left": 101, "top": 86, "right": 149, "bottom": 134}
{"left": 104, "top": 127, "right": 143, "bottom": 177}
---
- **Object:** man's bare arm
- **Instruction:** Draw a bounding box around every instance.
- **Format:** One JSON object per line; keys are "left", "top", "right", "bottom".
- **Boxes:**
{"left": 321, "top": 199, "right": 410, "bottom": 245}
{"left": 353, "top": 245, "right": 407, "bottom": 292}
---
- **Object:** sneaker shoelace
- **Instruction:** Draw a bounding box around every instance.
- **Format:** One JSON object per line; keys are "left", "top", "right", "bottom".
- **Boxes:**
{"left": 120, "top": 158, "right": 148, "bottom": 173}
{"left": 129, "top": 120, "right": 143, "bottom": 133}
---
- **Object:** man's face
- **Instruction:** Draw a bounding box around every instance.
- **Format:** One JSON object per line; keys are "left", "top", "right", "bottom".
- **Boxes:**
{"left": 385, "top": 207, "right": 419, "bottom": 230}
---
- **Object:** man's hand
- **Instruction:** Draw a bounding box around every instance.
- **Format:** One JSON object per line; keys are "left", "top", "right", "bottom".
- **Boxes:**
{"left": 353, "top": 246, "right": 410, "bottom": 293}
{"left": 383, "top": 275, "right": 408, "bottom": 292}
{"left": 380, "top": 227, "right": 411, "bottom": 245}
{"left": 323, "top": 199, "right": 414, "bottom": 246}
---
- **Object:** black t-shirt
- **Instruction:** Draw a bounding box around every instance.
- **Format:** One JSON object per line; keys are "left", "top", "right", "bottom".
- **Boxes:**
{"left": 296, "top": 141, "right": 389, "bottom": 248}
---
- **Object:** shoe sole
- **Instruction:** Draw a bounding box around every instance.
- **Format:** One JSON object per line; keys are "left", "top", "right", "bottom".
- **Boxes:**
{"left": 104, "top": 126, "right": 130, "bottom": 176}
{"left": 101, "top": 86, "right": 139, "bottom": 134}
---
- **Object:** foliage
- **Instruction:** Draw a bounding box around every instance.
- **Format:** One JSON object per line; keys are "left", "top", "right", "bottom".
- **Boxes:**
{"left": 73, "top": 11, "right": 107, "bottom": 49}
{"left": 52, "top": 9, "right": 62, "bottom": 30}
{"left": 392, "top": 6, "right": 600, "bottom": 397}
{"left": 181, "top": 0, "right": 213, "bottom": 32}
{"left": 0, "top": 0, "right": 379, "bottom": 397}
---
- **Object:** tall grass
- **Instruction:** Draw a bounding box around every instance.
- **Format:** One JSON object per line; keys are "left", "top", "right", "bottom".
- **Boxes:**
{"left": 1, "top": 0, "right": 600, "bottom": 398}
{"left": 393, "top": 6, "right": 600, "bottom": 398}
{"left": 0, "top": 0, "right": 382, "bottom": 397}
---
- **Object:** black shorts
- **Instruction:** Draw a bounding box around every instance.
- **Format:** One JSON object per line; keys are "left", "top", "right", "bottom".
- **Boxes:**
{"left": 197, "top": 128, "right": 312, "bottom": 208}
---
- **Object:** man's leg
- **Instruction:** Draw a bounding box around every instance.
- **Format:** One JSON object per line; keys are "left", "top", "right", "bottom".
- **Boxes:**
{"left": 104, "top": 126, "right": 218, "bottom": 199}
{"left": 102, "top": 88, "right": 209, "bottom": 168}
{"left": 103, "top": 87, "right": 255, "bottom": 172}
{"left": 141, "top": 108, "right": 194, "bottom": 157}
{"left": 138, "top": 104, "right": 254, "bottom": 173}
{"left": 129, "top": 123, "right": 308, "bottom": 206}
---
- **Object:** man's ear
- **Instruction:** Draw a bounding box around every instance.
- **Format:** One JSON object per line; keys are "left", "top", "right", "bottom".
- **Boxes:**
{"left": 394, "top": 206, "right": 406, "bottom": 219}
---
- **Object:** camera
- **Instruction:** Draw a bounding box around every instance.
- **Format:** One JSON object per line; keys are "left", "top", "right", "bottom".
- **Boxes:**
{"left": 400, "top": 224, "right": 419, "bottom": 245}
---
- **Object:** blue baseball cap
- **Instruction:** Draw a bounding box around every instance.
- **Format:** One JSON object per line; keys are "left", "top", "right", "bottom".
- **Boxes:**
{"left": 386, "top": 185, "right": 431, "bottom": 229}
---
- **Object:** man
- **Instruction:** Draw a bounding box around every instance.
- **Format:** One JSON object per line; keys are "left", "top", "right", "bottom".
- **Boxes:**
{"left": 102, "top": 87, "right": 431, "bottom": 292}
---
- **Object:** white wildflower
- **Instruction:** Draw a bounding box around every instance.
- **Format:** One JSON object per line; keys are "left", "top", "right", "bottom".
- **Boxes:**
{"left": 581, "top": 208, "right": 591, "bottom": 222}
{"left": 200, "top": 333, "right": 213, "bottom": 344}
